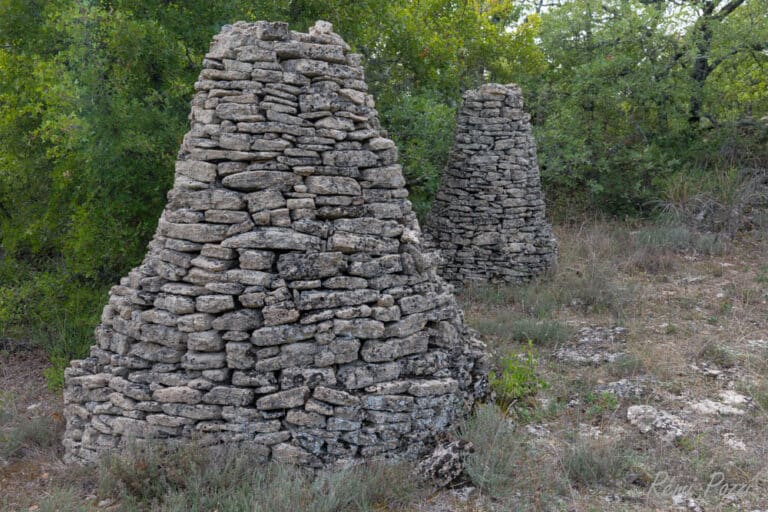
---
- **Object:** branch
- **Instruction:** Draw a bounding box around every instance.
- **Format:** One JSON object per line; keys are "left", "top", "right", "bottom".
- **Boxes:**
{"left": 708, "top": 41, "right": 768, "bottom": 74}
{"left": 713, "top": 0, "right": 747, "bottom": 20}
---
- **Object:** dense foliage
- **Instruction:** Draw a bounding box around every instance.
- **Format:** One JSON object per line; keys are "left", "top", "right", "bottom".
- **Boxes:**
{"left": 1, "top": 0, "right": 766, "bottom": 376}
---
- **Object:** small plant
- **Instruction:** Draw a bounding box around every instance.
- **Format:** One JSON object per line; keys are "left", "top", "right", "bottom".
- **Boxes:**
{"left": 698, "top": 341, "right": 737, "bottom": 368}
{"left": 455, "top": 403, "right": 522, "bottom": 498}
{"left": 490, "top": 342, "right": 548, "bottom": 410}
{"left": 675, "top": 434, "right": 704, "bottom": 453}
{"left": 562, "top": 438, "right": 631, "bottom": 487}
{"left": 584, "top": 391, "right": 619, "bottom": 419}
{"left": 757, "top": 265, "right": 768, "bottom": 285}
{"left": 608, "top": 353, "right": 646, "bottom": 379}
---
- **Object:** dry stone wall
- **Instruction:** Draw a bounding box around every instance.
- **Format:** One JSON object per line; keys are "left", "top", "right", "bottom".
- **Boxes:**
{"left": 424, "top": 84, "right": 557, "bottom": 285}
{"left": 62, "top": 20, "right": 488, "bottom": 467}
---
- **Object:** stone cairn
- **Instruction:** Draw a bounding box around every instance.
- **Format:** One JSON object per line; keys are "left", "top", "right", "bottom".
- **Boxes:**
{"left": 62, "top": 20, "right": 489, "bottom": 467}
{"left": 424, "top": 83, "right": 557, "bottom": 285}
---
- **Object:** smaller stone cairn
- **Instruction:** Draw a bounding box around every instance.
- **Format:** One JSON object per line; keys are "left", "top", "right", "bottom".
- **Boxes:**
{"left": 424, "top": 84, "right": 557, "bottom": 285}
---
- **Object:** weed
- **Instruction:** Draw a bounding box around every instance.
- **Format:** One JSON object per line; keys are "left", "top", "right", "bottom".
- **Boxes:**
{"left": 508, "top": 318, "right": 573, "bottom": 346}
{"left": 490, "top": 343, "right": 548, "bottom": 409}
{"left": 560, "top": 262, "right": 634, "bottom": 318}
{"left": 742, "top": 379, "right": 768, "bottom": 413}
{"left": 584, "top": 391, "right": 620, "bottom": 419}
{"left": 657, "top": 167, "right": 768, "bottom": 238}
{"left": 462, "top": 281, "right": 558, "bottom": 318}
{"left": 632, "top": 224, "right": 725, "bottom": 256}
{"left": 757, "top": 265, "right": 768, "bottom": 285}
{"left": 36, "top": 489, "right": 88, "bottom": 512}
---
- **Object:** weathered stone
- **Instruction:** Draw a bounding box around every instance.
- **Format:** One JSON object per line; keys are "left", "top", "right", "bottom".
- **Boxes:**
{"left": 153, "top": 387, "right": 202, "bottom": 404}
{"left": 187, "top": 331, "right": 223, "bottom": 352}
{"left": 297, "top": 289, "right": 379, "bottom": 310}
{"left": 256, "top": 386, "right": 310, "bottom": 410}
{"left": 360, "top": 333, "right": 428, "bottom": 363}
{"left": 277, "top": 252, "right": 345, "bottom": 280}
{"left": 202, "top": 386, "right": 255, "bottom": 406}
{"left": 211, "top": 310, "right": 263, "bottom": 331}
{"left": 322, "top": 150, "right": 378, "bottom": 168}
{"left": 181, "top": 351, "right": 227, "bottom": 370}
{"left": 333, "top": 318, "right": 384, "bottom": 339}
{"left": 222, "top": 171, "right": 301, "bottom": 191}
{"left": 305, "top": 176, "right": 361, "bottom": 196}
{"left": 196, "top": 295, "right": 235, "bottom": 313}
{"left": 337, "top": 362, "right": 401, "bottom": 390}
{"left": 222, "top": 228, "right": 323, "bottom": 251}
{"left": 251, "top": 324, "right": 316, "bottom": 346}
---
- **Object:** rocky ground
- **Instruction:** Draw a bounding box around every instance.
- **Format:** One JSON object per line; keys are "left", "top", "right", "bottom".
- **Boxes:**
{"left": 460, "top": 221, "right": 768, "bottom": 511}
{"left": 2, "top": 220, "right": 767, "bottom": 511}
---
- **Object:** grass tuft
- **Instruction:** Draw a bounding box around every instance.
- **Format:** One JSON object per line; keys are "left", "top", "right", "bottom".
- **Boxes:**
{"left": 0, "top": 395, "right": 60, "bottom": 460}
{"left": 562, "top": 438, "right": 631, "bottom": 487}
{"left": 455, "top": 404, "right": 522, "bottom": 498}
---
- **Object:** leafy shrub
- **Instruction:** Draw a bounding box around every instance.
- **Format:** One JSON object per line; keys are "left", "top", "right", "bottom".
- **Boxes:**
{"left": 378, "top": 91, "right": 456, "bottom": 220}
{"left": 0, "top": 265, "right": 106, "bottom": 389}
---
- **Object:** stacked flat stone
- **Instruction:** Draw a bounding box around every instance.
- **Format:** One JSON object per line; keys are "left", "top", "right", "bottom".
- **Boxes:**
{"left": 424, "top": 83, "right": 557, "bottom": 285}
{"left": 62, "top": 20, "right": 488, "bottom": 467}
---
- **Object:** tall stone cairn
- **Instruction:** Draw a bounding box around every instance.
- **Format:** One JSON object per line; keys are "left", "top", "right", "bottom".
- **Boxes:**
{"left": 424, "top": 83, "right": 557, "bottom": 285}
{"left": 62, "top": 20, "right": 489, "bottom": 466}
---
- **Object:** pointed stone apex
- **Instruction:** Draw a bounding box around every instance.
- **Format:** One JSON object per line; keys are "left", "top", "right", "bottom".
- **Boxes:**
{"left": 311, "top": 20, "right": 334, "bottom": 35}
